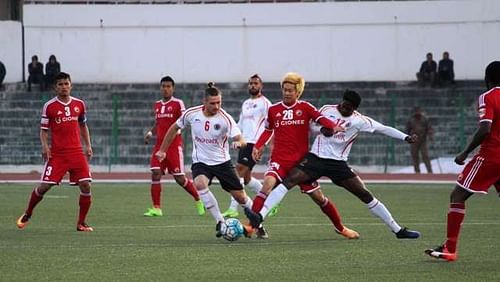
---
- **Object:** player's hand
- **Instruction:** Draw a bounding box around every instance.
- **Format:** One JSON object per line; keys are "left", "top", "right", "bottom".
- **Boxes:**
{"left": 41, "top": 146, "right": 51, "bottom": 161}
{"left": 155, "top": 150, "right": 166, "bottom": 162}
{"left": 454, "top": 151, "right": 468, "bottom": 165}
{"left": 144, "top": 131, "right": 153, "bottom": 144}
{"left": 231, "top": 141, "right": 243, "bottom": 150}
{"left": 405, "top": 134, "right": 418, "bottom": 144}
{"left": 86, "top": 147, "right": 93, "bottom": 160}
{"left": 252, "top": 147, "right": 264, "bottom": 162}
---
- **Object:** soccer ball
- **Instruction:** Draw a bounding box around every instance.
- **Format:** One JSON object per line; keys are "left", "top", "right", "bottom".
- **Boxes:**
{"left": 221, "top": 218, "right": 244, "bottom": 241}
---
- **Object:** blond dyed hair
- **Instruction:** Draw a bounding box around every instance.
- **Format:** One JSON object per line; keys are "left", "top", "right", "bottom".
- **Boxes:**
{"left": 280, "top": 72, "right": 305, "bottom": 98}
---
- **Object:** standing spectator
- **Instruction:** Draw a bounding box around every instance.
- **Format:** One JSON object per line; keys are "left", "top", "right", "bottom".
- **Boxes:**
{"left": 27, "top": 55, "right": 45, "bottom": 92}
{"left": 0, "top": 60, "right": 6, "bottom": 91}
{"left": 416, "top": 52, "right": 437, "bottom": 87}
{"left": 143, "top": 75, "right": 205, "bottom": 217}
{"left": 425, "top": 61, "right": 500, "bottom": 261}
{"left": 45, "top": 55, "right": 61, "bottom": 88}
{"left": 245, "top": 72, "right": 355, "bottom": 240}
{"left": 16, "top": 72, "right": 94, "bottom": 232}
{"left": 438, "top": 51, "right": 455, "bottom": 86}
{"left": 155, "top": 82, "right": 254, "bottom": 238}
{"left": 406, "top": 106, "right": 433, "bottom": 173}
{"left": 221, "top": 74, "right": 275, "bottom": 218}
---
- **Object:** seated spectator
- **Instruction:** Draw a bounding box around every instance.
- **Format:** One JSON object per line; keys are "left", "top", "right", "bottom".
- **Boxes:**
{"left": 28, "top": 55, "right": 45, "bottom": 92}
{"left": 416, "top": 52, "right": 437, "bottom": 87}
{"left": 0, "top": 60, "right": 5, "bottom": 91}
{"left": 438, "top": 51, "right": 454, "bottom": 86}
{"left": 45, "top": 55, "right": 61, "bottom": 88}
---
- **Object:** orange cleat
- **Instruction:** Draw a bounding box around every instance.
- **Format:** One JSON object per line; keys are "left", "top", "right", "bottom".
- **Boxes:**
{"left": 16, "top": 213, "right": 31, "bottom": 229}
{"left": 336, "top": 226, "right": 360, "bottom": 240}
{"left": 243, "top": 223, "right": 254, "bottom": 238}
{"left": 425, "top": 245, "right": 457, "bottom": 262}
{"left": 77, "top": 222, "right": 94, "bottom": 232}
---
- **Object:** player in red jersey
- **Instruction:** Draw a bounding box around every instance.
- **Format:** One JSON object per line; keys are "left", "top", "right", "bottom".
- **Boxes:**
{"left": 16, "top": 72, "right": 94, "bottom": 232}
{"left": 244, "top": 72, "right": 358, "bottom": 239}
{"left": 143, "top": 76, "right": 204, "bottom": 217}
{"left": 426, "top": 61, "right": 500, "bottom": 261}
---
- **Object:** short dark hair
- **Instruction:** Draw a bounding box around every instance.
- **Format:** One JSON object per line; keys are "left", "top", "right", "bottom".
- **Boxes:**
{"left": 32, "top": 55, "right": 38, "bottom": 61}
{"left": 249, "top": 74, "right": 262, "bottom": 83}
{"left": 55, "top": 72, "right": 71, "bottom": 82}
{"left": 160, "top": 75, "right": 175, "bottom": 86}
{"left": 485, "top": 61, "right": 500, "bottom": 84}
{"left": 205, "top": 82, "right": 221, "bottom": 97}
{"left": 343, "top": 89, "right": 361, "bottom": 108}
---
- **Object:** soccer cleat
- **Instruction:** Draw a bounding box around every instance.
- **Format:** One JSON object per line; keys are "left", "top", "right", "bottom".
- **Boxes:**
{"left": 242, "top": 223, "right": 254, "bottom": 238}
{"left": 425, "top": 245, "right": 457, "bottom": 261}
{"left": 268, "top": 204, "right": 280, "bottom": 217}
{"left": 215, "top": 221, "right": 224, "bottom": 238}
{"left": 395, "top": 227, "right": 420, "bottom": 239}
{"left": 256, "top": 225, "right": 269, "bottom": 239}
{"left": 77, "top": 222, "right": 94, "bottom": 232}
{"left": 335, "top": 227, "right": 360, "bottom": 240}
{"left": 244, "top": 207, "right": 263, "bottom": 228}
{"left": 16, "top": 213, "right": 31, "bottom": 229}
{"left": 195, "top": 200, "right": 206, "bottom": 216}
{"left": 221, "top": 208, "right": 239, "bottom": 218}
{"left": 143, "top": 207, "right": 163, "bottom": 217}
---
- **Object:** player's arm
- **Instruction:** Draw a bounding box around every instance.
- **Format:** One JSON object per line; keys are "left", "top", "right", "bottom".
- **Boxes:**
{"left": 454, "top": 121, "right": 491, "bottom": 165}
{"left": 310, "top": 105, "right": 343, "bottom": 136}
{"left": 40, "top": 129, "right": 50, "bottom": 161}
{"left": 155, "top": 123, "right": 180, "bottom": 161}
{"left": 253, "top": 129, "right": 273, "bottom": 161}
{"left": 231, "top": 134, "right": 246, "bottom": 150}
{"left": 371, "top": 119, "right": 417, "bottom": 143}
{"left": 144, "top": 122, "right": 156, "bottom": 144}
{"left": 80, "top": 123, "right": 93, "bottom": 159}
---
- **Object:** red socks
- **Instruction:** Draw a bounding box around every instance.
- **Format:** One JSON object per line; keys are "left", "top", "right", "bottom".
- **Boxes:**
{"left": 151, "top": 182, "right": 161, "bottom": 208}
{"left": 182, "top": 179, "right": 200, "bottom": 201}
{"left": 252, "top": 192, "right": 267, "bottom": 213}
{"left": 78, "top": 193, "right": 92, "bottom": 225}
{"left": 320, "top": 198, "right": 344, "bottom": 232}
{"left": 445, "top": 202, "right": 466, "bottom": 253}
{"left": 25, "top": 187, "right": 44, "bottom": 216}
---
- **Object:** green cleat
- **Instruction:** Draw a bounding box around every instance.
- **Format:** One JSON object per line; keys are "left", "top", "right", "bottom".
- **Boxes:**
{"left": 221, "top": 208, "right": 239, "bottom": 218}
{"left": 195, "top": 200, "right": 205, "bottom": 216}
{"left": 268, "top": 204, "right": 280, "bottom": 217}
{"left": 143, "top": 207, "right": 163, "bottom": 217}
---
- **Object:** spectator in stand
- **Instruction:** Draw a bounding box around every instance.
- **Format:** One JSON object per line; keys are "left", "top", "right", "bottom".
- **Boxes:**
{"left": 0, "top": 60, "right": 6, "bottom": 91}
{"left": 406, "top": 106, "right": 433, "bottom": 174}
{"left": 45, "top": 55, "right": 61, "bottom": 88}
{"left": 416, "top": 52, "right": 437, "bottom": 87}
{"left": 28, "top": 55, "right": 45, "bottom": 92}
{"left": 438, "top": 51, "right": 455, "bottom": 86}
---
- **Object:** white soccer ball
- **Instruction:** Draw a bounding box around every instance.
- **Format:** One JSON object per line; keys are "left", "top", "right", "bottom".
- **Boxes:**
{"left": 221, "top": 218, "right": 244, "bottom": 241}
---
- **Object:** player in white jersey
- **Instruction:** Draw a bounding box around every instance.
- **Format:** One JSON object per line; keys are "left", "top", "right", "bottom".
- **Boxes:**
{"left": 221, "top": 74, "right": 275, "bottom": 221}
{"left": 247, "top": 90, "right": 421, "bottom": 239}
{"left": 155, "top": 82, "right": 253, "bottom": 238}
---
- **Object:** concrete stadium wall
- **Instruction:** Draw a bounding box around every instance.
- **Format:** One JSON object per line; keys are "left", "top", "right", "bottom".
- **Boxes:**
{"left": 15, "top": 0, "right": 500, "bottom": 83}
{"left": 0, "top": 21, "right": 23, "bottom": 82}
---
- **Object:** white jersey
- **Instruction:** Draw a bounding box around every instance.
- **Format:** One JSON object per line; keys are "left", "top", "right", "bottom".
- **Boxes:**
{"left": 310, "top": 105, "right": 408, "bottom": 161}
{"left": 238, "top": 95, "right": 271, "bottom": 143}
{"left": 176, "top": 105, "right": 241, "bottom": 165}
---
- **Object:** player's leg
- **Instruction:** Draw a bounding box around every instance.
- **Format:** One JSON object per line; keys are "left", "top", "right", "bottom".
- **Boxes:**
{"left": 307, "top": 189, "right": 359, "bottom": 239}
{"left": 173, "top": 174, "right": 205, "bottom": 216}
{"left": 145, "top": 150, "right": 164, "bottom": 216}
{"left": 16, "top": 182, "right": 54, "bottom": 229}
{"left": 76, "top": 180, "right": 93, "bottom": 232}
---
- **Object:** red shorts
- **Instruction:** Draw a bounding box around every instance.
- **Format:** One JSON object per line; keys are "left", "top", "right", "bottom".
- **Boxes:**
{"left": 150, "top": 144, "right": 185, "bottom": 175}
{"left": 41, "top": 153, "right": 91, "bottom": 185}
{"left": 265, "top": 159, "right": 320, "bottom": 194}
{"left": 456, "top": 155, "right": 500, "bottom": 194}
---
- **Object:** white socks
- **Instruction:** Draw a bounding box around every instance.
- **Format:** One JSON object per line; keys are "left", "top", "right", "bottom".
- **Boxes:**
{"left": 367, "top": 198, "right": 402, "bottom": 233}
{"left": 228, "top": 177, "right": 262, "bottom": 211}
{"left": 260, "top": 184, "right": 288, "bottom": 218}
{"left": 199, "top": 188, "right": 224, "bottom": 223}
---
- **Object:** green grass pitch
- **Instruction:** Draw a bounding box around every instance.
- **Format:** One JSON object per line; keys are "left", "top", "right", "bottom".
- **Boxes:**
{"left": 1, "top": 183, "right": 499, "bottom": 281}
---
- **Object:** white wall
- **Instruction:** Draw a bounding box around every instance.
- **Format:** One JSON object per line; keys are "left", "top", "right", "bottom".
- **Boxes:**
{"left": 16, "top": 0, "right": 500, "bottom": 83}
{"left": 0, "top": 21, "right": 22, "bottom": 82}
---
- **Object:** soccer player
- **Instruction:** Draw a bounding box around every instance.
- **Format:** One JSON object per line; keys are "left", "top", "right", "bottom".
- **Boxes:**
{"left": 425, "top": 61, "right": 500, "bottom": 261}
{"left": 16, "top": 72, "right": 94, "bottom": 232}
{"left": 244, "top": 72, "right": 358, "bottom": 240}
{"left": 155, "top": 82, "right": 254, "bottom": 238}
{"left": 221, "top": 74, "right": 274, "bottom": 218}
{"left": 143, "top": 76, "right": 204, "bottom": 217}
{"left": 246, "top": 89, "right": 421, "bottom": 239}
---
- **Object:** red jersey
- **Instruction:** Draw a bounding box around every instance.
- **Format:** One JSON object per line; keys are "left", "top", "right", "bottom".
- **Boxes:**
{"left": 40, "top": 97, "right": 87, "bottom": 156}
{"left": 478, "top": 86, "right": 500, "bottom": 162}
{"left": 154, "top": 97, "right": 185, "bottom": 149}
{"left": 264, "top": 100, "right": 325, "bottom": 162}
